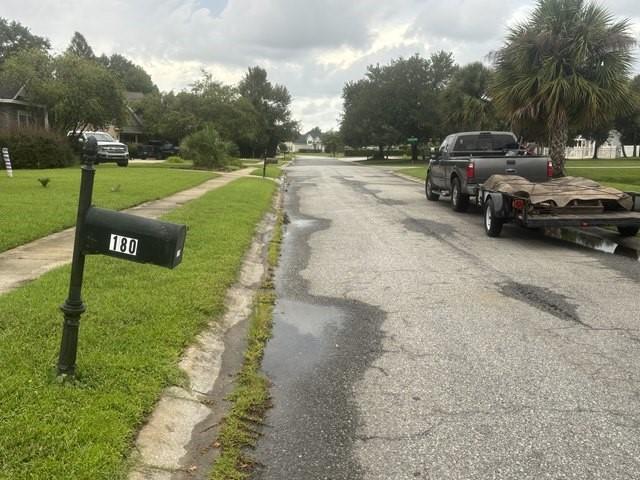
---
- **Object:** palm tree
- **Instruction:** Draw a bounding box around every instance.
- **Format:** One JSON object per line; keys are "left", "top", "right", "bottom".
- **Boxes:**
{"left": 492, "top": 0, "right": 635, "bottom": 176}
{"left": 444, "top": 63, "right": 505, "bottom": 131}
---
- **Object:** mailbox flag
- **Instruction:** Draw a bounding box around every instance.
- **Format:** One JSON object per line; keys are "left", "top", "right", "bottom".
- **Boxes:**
{"left": 2, "top": 148, "right": 13, "bottom": 178}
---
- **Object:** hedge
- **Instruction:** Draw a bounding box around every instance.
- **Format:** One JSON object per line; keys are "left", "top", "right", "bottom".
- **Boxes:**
{"left": 0, "top": 129, "right": 77, "bottom": 169}
{"left": 296, "top": 148, "right": 323, "bottom": 153}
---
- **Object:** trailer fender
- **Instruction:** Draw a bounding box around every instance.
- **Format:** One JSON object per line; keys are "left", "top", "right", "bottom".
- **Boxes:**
{"left": 485, "top": 192, "right": 508, "bottom": 218}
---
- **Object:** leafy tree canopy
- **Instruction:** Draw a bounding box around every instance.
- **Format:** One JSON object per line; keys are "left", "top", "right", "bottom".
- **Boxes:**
{"left": 492, "top": 0, "right": 636, "bottom": 174}
{"left": 66, "top": 32, "right": 95, "bottom": 59}
{"left": 98, "top": 53, "right": 157, "bottom": 94}
{"left": 340, "top": 52, "right": 456, "bottom": 151}
{"left": 0, "top": 17, "right": 50, "bottom": 65}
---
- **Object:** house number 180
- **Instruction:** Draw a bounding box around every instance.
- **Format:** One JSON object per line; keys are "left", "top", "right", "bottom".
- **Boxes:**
{"left": 109, "top": 234, "right": 138, "bottom": 256}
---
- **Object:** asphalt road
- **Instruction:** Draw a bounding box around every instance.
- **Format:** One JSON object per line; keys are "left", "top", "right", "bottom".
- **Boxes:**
{"left": 252, "top": 156, "right": 640, "bottom": 479}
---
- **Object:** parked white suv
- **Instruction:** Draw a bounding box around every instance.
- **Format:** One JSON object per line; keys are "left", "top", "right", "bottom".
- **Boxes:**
{"left": 69, "top": 131, "right": 129, "bottom": 167}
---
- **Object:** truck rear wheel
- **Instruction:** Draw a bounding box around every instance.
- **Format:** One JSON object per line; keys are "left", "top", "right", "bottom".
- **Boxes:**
{"left": 617, "top": 225, "right": 639, "bottom": 237}
{"left": 484, "top": 198, "right": 504, "bottom": 237}
{"left": 451, "top": 178, "right": 469, "bottom": 212}
{"left": 425, "top": 175, "right": 439, "bottom": 201}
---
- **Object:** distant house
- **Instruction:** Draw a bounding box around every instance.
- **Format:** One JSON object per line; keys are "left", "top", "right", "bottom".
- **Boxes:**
{"left": 285, "top": 129, "right": 323, "bottom": 152}
{"left": 106, "top": 91, "right": 147, "bottom": 144}
{"left": 0, "top": 84, "right": 49, "bottom": 130}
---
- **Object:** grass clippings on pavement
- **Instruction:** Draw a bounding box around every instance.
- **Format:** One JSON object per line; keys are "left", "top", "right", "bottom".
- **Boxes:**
{"left": 0, "top": 165, "right": 217, "bottom": 252}
{"left": 0, "top": 177, "right": 277, "bottom": 480}
{"left": 209, "top": 209, "right": 284, "bottom": 480}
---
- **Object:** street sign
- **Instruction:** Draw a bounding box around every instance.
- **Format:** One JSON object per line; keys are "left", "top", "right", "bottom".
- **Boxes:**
{"left": 2, "top": 148, "right": 13, "bottom": 177}
{"left": 407, "top": 137, "right": 418, "bottom": 143}
{"left": 57, "top": 136, "right": 187, "bottom": 376}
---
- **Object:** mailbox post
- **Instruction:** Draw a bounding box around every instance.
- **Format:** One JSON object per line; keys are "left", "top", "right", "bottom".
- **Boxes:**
{"left": 407, "top": 137, "right": 418, "bottom": 164}
{"left": 56, "top": 136, "right": 187, "bottom": 376}
{"left": 57, "top": 138, "right": 98, "bottom": 375}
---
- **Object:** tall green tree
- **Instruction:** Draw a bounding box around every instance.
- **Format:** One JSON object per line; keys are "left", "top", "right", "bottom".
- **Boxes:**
{"left": 444, "top": 62, "right": 504, "bottom": 132}
{"left": 0, "top": 17, "right": 50, "bottom": 65}
{"left": 238, "top": 66, "right": 297, "bottom": 157}
{"left": 98, "top": 53, "right": 156, "bottom": 93}
{"left": 52, "top": 54, "right": 126, "bottom": 134}
{"left": 340, "top": 52, "right": 456, "bottom": 155}
{"left": 321, "top": 130, "right": 344, "bottom": 156}
{"left": 492, "top": 0, "right": 635, "bottom": 176}
{"left": 2, "top": 49, "right": 125, "bottom": 134}
{"left": 66, "top": 32, "right": 95, "bottom": 59}
{"left": 615, "top": 75, "right": 640, "bottom": 157}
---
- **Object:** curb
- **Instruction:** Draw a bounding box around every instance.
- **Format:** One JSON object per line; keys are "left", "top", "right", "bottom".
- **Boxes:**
{"left": 392, "top": 171, "right": 424, "bottom": 184}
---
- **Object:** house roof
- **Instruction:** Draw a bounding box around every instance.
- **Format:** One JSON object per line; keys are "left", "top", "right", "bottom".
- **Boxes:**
{"left": 293, "top": 129, "right": 323, "bottom": 144}
{"left": 0, "top": 84, "right": 22, "bottom": 100}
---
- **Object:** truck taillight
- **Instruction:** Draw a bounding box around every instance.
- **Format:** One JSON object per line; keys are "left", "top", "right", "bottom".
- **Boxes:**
{"left": 547, "top": 160, "right": 553, "bottom": 178}
{"left": 467, "top": 161, "right": 475, "bottom": 180}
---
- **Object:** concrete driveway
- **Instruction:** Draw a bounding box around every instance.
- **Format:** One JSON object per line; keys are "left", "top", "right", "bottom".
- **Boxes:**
{"left": 253, "top": 156, "right": 640, "bottom": 479}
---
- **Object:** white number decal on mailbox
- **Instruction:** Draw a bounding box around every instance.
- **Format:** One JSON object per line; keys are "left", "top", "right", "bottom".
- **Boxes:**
{"left": 109, "top": 234, "right": 138, "bottom": 256}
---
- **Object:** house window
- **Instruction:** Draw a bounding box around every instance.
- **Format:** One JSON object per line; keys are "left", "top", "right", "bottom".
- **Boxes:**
{"left": 17, "top": 110, "right": 33, "bottom": 128}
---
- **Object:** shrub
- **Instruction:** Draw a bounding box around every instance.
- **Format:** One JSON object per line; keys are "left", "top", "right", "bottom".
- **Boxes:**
{"left": 179, "top": 125, "right": 229, "bottom": 169}
{"left": 0, "top": 128, "right": 77, "bottom": 168}
{"left": 126, "top": 143, "right": 140, "bottom": 158}
{"left": 164, "top": 156, "right": 185, "bottom": 164}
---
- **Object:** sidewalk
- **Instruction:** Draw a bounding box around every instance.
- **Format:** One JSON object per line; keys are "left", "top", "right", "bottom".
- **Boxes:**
{"left": 0, "top": 168, "right": 254, "bottom": 296}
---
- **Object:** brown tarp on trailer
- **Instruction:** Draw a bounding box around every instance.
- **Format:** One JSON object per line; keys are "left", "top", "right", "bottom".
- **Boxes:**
{"left": 483, "top": 175, "right": 633, "bottom": 210}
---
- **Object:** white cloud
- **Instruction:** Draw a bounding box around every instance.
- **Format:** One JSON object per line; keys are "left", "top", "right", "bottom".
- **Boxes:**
{"left": 3, "top": 0, "right": 639, "bottom": 131}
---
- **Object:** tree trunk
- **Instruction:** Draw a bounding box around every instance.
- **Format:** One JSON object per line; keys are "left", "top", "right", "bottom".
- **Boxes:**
{"left": 548, "top": 115, "right": 568, "bottom": 177}
{"left": 592, "top": 142, "right": 599, "bottom": 160}
{"left": 622, "top": 144, "right": 627, "bottom": 158}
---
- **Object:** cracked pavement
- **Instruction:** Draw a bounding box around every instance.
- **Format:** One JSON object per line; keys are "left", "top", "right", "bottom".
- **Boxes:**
{"left": 252, "top": 157, "right": 640, "bottom": 479}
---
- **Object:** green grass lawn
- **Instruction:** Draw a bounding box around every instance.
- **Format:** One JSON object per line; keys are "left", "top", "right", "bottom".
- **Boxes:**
{"left": 397, "top": 166, "right": 427, "bottom": 180}
{"left": 565, "top": 158, "right": 640, "bottom": 168}
{"left": 566, "top": 166, "right": 640, "bottom": 192}
{"left": 0, "top": 177, "right": 277, "bottom": 479}
{"left": 0, "top": 165, "right": 217, "bottom": 252}
{"left": 250, "top": 164, "right": 282, "bottom": 178}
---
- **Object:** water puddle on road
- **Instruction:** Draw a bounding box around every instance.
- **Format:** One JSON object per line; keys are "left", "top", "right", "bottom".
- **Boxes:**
{"left": 544, "top": 227, "right": 619, "bottom": 254}
{"left": 265, "top": 298, "right": 345, "bottom": 376}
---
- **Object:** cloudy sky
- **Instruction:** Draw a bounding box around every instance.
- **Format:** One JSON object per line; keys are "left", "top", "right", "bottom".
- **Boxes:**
{"left": 4, "top": 0, "right": 640, "bottom": 132}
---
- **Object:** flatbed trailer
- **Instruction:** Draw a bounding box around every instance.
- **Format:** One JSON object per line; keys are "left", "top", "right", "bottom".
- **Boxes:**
{"left": 479, "top": 187, "right": 640, "bottom": 238}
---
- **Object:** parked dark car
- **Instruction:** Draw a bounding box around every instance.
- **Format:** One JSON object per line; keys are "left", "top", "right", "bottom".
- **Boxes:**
{"left": 138, "top": 140, "right": 180, "bottom": 160}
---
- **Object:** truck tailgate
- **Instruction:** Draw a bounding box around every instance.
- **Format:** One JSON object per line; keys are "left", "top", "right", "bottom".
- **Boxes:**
{"left": 474, "top": 156, "right": 548, "bottom": 184}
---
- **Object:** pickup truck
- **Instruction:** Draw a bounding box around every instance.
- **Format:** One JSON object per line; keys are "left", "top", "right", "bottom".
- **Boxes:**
{"left": 69, "top": 131, "right": 129, "bottom": 167}
{"left": 425, "top": 131, "right": 552, "bottom": 211}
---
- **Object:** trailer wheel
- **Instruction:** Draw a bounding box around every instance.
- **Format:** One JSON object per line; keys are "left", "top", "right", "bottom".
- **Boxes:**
{"left": 425, "top": 174, "right": 439, "bottom": 201}
{"left": 484, "top": 198, "right": 504, "bottom": 237}
{"left": 617, "top": 225, "right": 639, "bottom": 237}
{"left": 451, "top": 177, "right": 469, "bottom": 212}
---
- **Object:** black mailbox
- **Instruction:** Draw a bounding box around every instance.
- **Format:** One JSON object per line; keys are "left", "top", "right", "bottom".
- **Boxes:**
{"left": 83, "top": 207, "right": 186, "bottom": 269}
